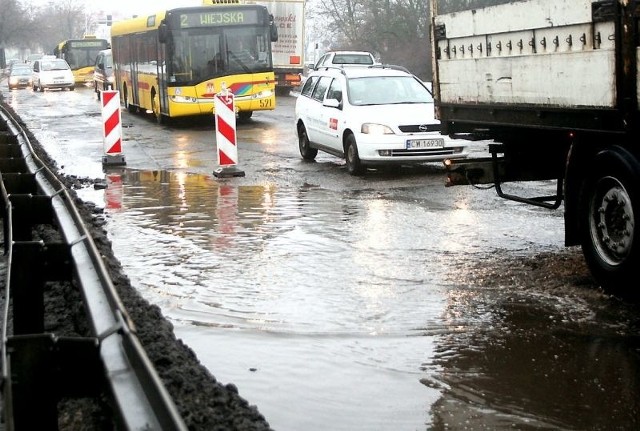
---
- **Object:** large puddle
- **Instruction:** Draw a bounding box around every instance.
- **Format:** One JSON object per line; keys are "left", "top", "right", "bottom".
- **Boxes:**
{"left": 74, "top": 168, "right": 640, "bottom": 430}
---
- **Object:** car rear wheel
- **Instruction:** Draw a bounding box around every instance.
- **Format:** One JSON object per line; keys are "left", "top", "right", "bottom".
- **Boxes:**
{"left": 298, "top": 124, "right": 318, "bottom": 160}
{"left": 345, "top": 134, "right": 364, "bottom": 175}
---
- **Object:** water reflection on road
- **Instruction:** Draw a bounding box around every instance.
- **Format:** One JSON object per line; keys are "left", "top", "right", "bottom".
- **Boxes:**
{"left": 427, "top": 287, "right": 640, "bottom": 429}
{"left": 101, "top": 169, "right": 451, "bottom": 429}
{"left": 84, "top": 167, "right": 639, "bottom": 430}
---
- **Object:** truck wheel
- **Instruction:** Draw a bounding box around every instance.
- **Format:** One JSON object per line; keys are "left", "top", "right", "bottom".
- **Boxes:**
{"left": 298, "top": 124, "right": 317, "bottom": 160}
{"left": 345, "top": 134, "right": 364, "bottom": 176}
{"left": 580, "top": 149, "right": 639, "bottom": 295}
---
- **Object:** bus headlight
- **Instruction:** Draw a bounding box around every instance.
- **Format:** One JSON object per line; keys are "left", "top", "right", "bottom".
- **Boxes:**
{"left": 252, "top": 89, "right": 273, "bottom": 99}
{"left": 170, "top": 95, "right": 198, "bottom": 103}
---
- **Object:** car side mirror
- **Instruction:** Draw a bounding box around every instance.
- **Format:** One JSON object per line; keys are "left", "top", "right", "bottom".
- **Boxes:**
{"left": 98, "top": 62, "right": 104, "bottom": 70}
{"left": 323, "top": 98, "right": 341, "bottom": 109}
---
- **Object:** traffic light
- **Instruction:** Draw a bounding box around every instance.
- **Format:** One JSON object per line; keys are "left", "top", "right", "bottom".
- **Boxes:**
{"left": 106, "top": 15, "right": 112, "bottom": 26}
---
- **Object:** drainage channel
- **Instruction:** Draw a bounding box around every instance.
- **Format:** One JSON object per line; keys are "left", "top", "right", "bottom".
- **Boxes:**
{"left": 0, "top": 105, "right": 187, "bottom": 430}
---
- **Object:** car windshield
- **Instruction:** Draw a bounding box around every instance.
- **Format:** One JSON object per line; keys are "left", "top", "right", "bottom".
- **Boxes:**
{"left": 11, "top": 66, "right": 31, "bottom": 75}
{"left": 41, "top": 60, "right": 69, "bottom": 71}
{"left": 347, "top": 76, "right": 433, "bottom": 106}
{"left": 332, "top": 54, "right": 373, "bottom": 65}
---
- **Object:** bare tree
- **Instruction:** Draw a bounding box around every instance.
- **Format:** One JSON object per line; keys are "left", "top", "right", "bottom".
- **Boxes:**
{"left": 311, "top": 0, "right": 432, "bottom": 79}
{"left": 0, "top": 0, "right": 35, "bottom": 48}
{"left": 0, "top": 0, "right": 87, "bottom": 56}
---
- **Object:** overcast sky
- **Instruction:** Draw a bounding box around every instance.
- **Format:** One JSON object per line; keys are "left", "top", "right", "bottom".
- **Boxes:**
{"left": 86, "top": 0, "right": 200, "bottom": 19}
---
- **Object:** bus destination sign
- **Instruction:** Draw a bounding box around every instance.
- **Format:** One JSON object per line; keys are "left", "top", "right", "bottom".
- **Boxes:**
{"left": 179, "top": 10, "right": 260, "bottom": 28}
{"left": 69, "top": 41, "right": 106, "bottom": 48}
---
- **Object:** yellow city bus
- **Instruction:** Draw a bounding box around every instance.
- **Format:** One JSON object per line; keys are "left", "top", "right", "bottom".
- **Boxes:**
{"left": 54, "top": 37, "right": 110, "bottom": 85}
{"left": 110, "top": 4, "right": 278, "bottom": 124}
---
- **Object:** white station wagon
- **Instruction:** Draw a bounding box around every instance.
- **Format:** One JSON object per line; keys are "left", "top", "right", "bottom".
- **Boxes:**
{"left": 295, "top": 65, "right": 468, "bottom": 175}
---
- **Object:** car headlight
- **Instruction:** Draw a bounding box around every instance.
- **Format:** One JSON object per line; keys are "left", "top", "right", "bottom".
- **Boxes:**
{"left": 361, "top": 123, "right": 394, "bottom": 135}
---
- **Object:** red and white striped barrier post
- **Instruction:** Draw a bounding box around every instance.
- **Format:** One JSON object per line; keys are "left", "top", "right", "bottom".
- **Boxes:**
{"left": 105, "top": 173, "right": 123, "bottom": 210}
{"left": 213, "top": 86, "right": 245, "bottom": 178}
{"left": 214, "top": 184, "right": 239, "bottom": 248}
{"left": 101, "top": 90, "right": 126, "bottom": 167}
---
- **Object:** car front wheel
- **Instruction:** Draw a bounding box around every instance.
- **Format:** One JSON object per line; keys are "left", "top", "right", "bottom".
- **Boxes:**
{"left": 298, "top": 124, "right": 318, "bottom": 160}
{"left": 345, "top": 134, "right": 364, "bottom": 175}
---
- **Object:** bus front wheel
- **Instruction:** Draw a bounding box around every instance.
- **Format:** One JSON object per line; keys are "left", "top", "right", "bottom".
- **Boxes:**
{"left": 238, "top": 111, "right": 253, "bottom": 122}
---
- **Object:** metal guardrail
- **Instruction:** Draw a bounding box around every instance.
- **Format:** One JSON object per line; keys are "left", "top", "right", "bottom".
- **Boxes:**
{"left": 0, "top": 105, "right": 187, "bottom": 430}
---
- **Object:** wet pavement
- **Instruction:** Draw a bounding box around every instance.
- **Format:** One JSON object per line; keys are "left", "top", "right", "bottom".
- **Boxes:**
{"left": 1, "top": 83, "right": 638, "bottom": 430}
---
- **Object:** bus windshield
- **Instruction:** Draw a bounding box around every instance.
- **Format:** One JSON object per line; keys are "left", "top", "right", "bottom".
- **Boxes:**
{"left": 168, "top": 26, "right": 272, "bottom": 84}
{"left": 61, "top": 40, "right": 109, "bottom": 71}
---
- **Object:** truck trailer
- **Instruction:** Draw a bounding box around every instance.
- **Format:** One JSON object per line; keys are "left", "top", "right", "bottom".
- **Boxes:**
{"left": 430, "top": 0, "right": 639, "bottom": 294}
{"left": 254, "top": 0, "right": 305, "bottom": 94}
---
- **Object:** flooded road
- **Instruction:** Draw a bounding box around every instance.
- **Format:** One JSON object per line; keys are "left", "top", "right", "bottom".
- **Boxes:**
{"left": 1, "top": 84, "right": 638, "bottom": 430}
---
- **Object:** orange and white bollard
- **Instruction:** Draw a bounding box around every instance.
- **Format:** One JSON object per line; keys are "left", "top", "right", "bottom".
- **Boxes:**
{"left": 213, "top": 87, "right": 245, "bottom": 178}
{"left": 101, "top": 90, "right": 126, "bottom": 167}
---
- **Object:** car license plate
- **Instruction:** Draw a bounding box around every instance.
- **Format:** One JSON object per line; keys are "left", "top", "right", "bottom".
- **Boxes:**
{"left": 406, "top": 138, "right": 444, "bottom": 149}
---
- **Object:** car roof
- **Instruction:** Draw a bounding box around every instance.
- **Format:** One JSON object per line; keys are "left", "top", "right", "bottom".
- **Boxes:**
{"left": 309, "top": 64, "right": 413, "bottom": 79}
{"left": 323, "top": 50, "right": 373, "bottom": 56}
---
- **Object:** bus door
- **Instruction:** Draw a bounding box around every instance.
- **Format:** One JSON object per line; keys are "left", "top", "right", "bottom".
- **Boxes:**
{"left": 156, "top": 40, "right": 168, "bottom": 115}
{"left": 130, "top": 35, "right": 142, "bottom": 108}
